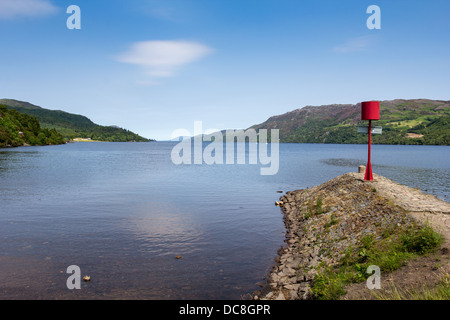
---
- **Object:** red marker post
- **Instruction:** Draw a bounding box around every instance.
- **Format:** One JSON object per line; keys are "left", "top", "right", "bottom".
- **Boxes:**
{"left": 361, "top": 101, "right": 380, "bottom": 181}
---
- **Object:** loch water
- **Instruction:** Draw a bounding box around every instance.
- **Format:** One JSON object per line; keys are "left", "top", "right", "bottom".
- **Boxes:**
{"left": 0, "top": 142, "right": 448, "bottom": 299}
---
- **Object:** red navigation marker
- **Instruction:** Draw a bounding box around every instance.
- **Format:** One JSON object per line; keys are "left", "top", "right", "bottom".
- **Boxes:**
{"left": 361, "top": 101, "right": 380, "bottom": 181}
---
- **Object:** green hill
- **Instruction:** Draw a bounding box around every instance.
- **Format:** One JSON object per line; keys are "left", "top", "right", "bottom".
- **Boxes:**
{"left": 0, "top": 99, "right": 152, "bottom": 142}
{"left": 0, "top": 104, "right": 65, "bottom": 147}
{"left": 250, "top": 99, "right": 450, "bottom": 145}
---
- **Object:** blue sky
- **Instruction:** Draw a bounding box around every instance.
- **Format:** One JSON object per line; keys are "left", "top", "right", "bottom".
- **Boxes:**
{"left": 0, "top": 0, "right": 449, "bottom": 140}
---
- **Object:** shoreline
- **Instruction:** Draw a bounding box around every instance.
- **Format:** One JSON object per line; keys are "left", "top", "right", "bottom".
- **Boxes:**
{"left": 252, "top": 171, "right": 450, "bottom": 300}
{"left": 0, "top": 142, "right": 67, "bottom": 149}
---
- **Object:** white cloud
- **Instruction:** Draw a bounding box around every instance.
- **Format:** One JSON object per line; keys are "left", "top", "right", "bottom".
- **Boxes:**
{"left": 117, "top": 40, "right": 213, "bottom": 77}
{"left": 333, "top": 35, "right": 376, "bottom": 53}
{"left": 0, "top": 0, "right": 58, "bottom": 19}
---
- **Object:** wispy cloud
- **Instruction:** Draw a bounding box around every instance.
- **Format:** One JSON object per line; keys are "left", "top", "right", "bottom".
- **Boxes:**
{"left": 333, "top": 35, "right": 376, "bottom": 53}
{"left": 0, "top": 0, "right": 58, "bottom": 19}
{"left": 116, "top": 40, "right": 213, "bottom": 78}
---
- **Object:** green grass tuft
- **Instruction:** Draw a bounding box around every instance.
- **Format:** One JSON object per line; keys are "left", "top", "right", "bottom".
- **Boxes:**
{"left": 310, "top": 222, "right": 444, "bottom": 300}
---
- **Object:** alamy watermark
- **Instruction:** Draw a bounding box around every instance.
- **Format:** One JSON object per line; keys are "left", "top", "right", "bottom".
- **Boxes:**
{"left": 66, "top": 5, "right": 81, "bottom": 30}
{"left": 367, "top": 5, "right": 381, "bottom": 30}
{"left": 66, "top": 265, "right": 81, "bottom": 290}
{"left": 64, "top": 4, "right": 379, "bottom": 31}
{"left": 66, "top": 265, "right": 91, "bottom": 289}
{"left": 170, "top": 121, "right": 280, "bottom": 176}
{"left": 366, "top": 265, "right": 381, "bottom": 290}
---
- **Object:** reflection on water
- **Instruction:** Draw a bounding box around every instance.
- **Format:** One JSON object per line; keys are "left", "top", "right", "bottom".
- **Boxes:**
{"left": 0, "top": 142, "right": 448, "bottom": 299}
{"left": 129, "top": 202, "right": 205, "bottom": 256}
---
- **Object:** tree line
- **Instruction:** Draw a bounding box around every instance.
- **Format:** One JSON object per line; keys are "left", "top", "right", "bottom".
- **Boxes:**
{"left": 0, "top": 104, "right": 65, "bottom": 147}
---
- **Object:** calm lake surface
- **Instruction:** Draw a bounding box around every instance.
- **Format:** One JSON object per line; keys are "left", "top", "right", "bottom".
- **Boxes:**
{"left": 0, "top": 142, "right": 449, "bottom": 299}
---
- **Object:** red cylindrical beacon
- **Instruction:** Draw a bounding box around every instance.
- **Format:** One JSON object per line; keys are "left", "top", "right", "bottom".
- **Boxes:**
{"left": 361, "top": 101, "right": 380, "bottom": 121}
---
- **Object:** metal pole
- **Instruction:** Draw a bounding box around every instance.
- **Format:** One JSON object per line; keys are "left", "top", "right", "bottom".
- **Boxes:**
{"left": 365, "top": 120, "right": 373, "bottom": 181}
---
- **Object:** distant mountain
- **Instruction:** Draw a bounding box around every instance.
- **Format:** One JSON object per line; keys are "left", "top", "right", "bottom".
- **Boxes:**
{"left": 0, "top": 99, "right": 153, "bottom": 142}
{"left": 249, "top": 99, "right": 450, "bottom": 145}
{"left": 0, "top": 104, "right": 65, "bottom": 147}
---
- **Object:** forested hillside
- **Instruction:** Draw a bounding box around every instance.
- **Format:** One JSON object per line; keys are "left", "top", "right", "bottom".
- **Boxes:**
{"left": 0, "top": 99, "right": 152, "bottom": 142}
{"left": 250, "top": 99, "right": 450, "bottom": 145}
{"left": 0, "top": 104, "right": 65, "bottom": 147}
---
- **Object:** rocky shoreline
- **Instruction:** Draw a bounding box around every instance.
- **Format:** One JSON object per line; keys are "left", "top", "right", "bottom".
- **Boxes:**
{"left": 252, "top": 171, "right": 450, "bottom": 300}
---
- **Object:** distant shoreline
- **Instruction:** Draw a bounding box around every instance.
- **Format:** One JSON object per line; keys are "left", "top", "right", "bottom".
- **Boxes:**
{"left": 71, "top": 138, "right": 100, "bottom": 143}
{"left": 0, "top": 140, "right": 156, "bottom": 148}
{"left": 0, "top": 142, "right": 67, "bottom": 149}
